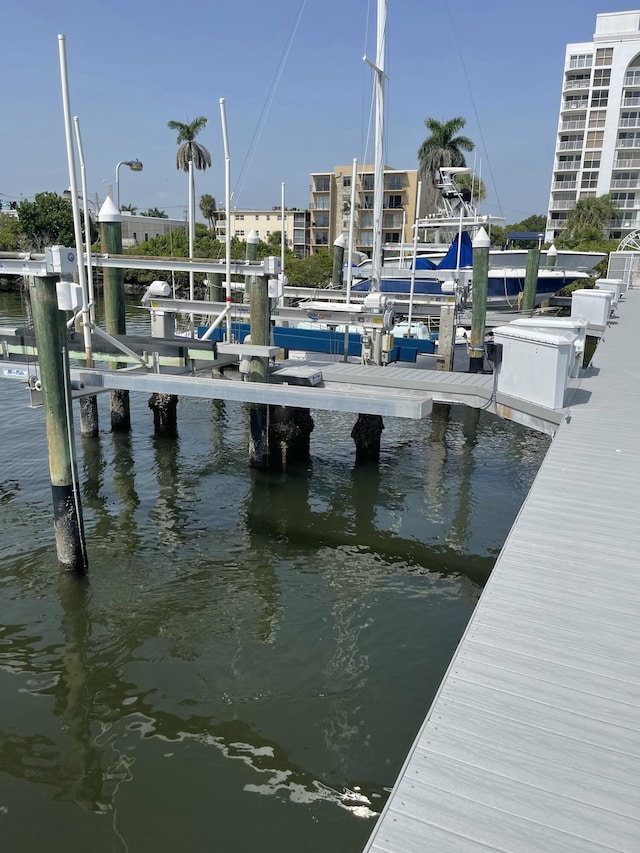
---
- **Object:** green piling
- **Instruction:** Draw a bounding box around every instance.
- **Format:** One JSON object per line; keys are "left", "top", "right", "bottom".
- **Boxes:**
{"left": 244, "top": 229, "right": 259, "bottom": 305}
{"left": 248, "top": 274, "right": 270, "bottom": 468}
{"left": 468, "top": 227, "right": 490, "bottom": 373}
{"left": 522, "top": 244, "right": 541, "bottom": 314}
{"left": 332, "top": 234, "right": 346, "bottom": 288}
{"left": 30, "top": 274, "right": 88, "bottom": 574}
{"left": 99, "top": 197, "right": 130, "bottom": 431}
{"left": 209, "top": 273, "right": 224, "bottom": 303}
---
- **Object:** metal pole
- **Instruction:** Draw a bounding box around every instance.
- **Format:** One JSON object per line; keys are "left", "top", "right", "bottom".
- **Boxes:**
{"left": 220, "top": 98, "right": 232, "bottom": 342}
{"left": 115, "top": 161, "right": 123, "bottom": 210}
{"left": 188, "top": 158, "right": 195, "bottom": 335}
{"left": 280, "top": 181, "right": 286, "bottom": 307}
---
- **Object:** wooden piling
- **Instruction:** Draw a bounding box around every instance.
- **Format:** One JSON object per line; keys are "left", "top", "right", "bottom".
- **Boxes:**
{"left": 148, "top": 393, "right": 179, "bottom": 438}
{"left": 268, "top": 405, "right": 314, "bottom": 469}
{"left": 351, "top": 413, "right": 384, "bottom": 463}
{"left": 99, "top": 199, "right": 130, "bottom": 432}
{"left": 209, "top": 273, "right": 224, "bottom": 303}
{"left": 30, "top": 275, "right": 88, "bottom": 574}
{"left": 332, "top": 234, "right": 346, "bottom": 288}
{"left": 468, "top": 227, "right": 490, "bottom": 373}
{"left": 522, "top": 245, "right": 541, "bottom": 314}
{"left": 436, "top": 303, "right": 455, "bottom": 371}
{"left": 248, "top": 274, "right": 270, "bottom": 468}
{"left": 244, "top": 229, "right": 259, "bottom": 305}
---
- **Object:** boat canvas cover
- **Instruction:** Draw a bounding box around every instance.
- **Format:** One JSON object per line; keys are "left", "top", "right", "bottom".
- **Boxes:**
{"left": 434, "top": 231, "right": 473, "bottom": 270}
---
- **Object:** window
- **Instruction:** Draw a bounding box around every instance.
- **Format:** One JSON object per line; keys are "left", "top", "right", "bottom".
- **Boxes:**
{"left": 359, "top": 230, "right": 373, "bottom": 247}
{"left": 236, "top": 214, "right": 244, "bottom": 221}
{"left": 361, "top": 194, "right": 374, "bottom": 209}
{"left": 361, "top": 175, "right": 374, "bottom": 190}
{"left": 581, "top": 172, "right": 599, "bottom": 189}
{"left": 385, "top": 231, "right": 401, "bottom": 243}
{"left": 385, "top": 174, "right": 404, "bottom": 190}
{"left": 386, "top": 194, "right": 402, "bottom": 209}
{"left": 359, "top": 212, "right": 373, "bottom": 228}
{"left": 589, "top": 110, "right": 606, "bottom": 128}
{"left": 266, "top": 230, "right": 270, "bottom": 237}
{"left": 586, "top": 130, "right": 604, "bottom": 148}
{"left": 568, "top": 53, "right": 592, "bottom": 69}
{"left": 620, "top": 110, "right": 640, "bottom": 127}
{"left": 343, "top": 176, "right": 351, "bottom": 188}
{"left": 583, "top": 156, "right": 600, "bottom": 169}
{"left": 144, "top": 233, "right": 148, "bottom": 242}
{"left": 593, "top": 69, "right": 611, "bottom": 87}
{"left": 235, "top": 229, "right": 244, "bottom": 237}
{"left": 595, "top": 47, "right": 613, "bottom": 66}
{"left": 132, "top": 232, "right": 137, "bottom": 242}
{"left": 314, "top": 212, "right": 329, "bottom": 227}
{"left": 315, "top": 176, "right": 330, "bottom": 191}
{"left": 314, "top": 197, "right": 330, "bottom": 210}
{"left": 591, "top": 90, "right": 608, "bottom": 108}
{"left": 293, "top": 229, "right": 305, "bottom": 242}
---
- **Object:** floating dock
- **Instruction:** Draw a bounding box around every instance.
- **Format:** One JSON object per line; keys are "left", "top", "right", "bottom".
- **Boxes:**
{"left": 364, "top": 290, "right": 640, "bottom": 851}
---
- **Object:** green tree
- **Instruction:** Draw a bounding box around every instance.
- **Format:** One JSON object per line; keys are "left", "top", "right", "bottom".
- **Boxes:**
{"left": 199, "top": 194, "right": 218, "bottom": 230}
{"left": 0, "top": 213, "right": 26, "bottom": 251}
{"left": 141, "top": 207, "right": 168, "bottom": 218}
{"left": 17, "top": 192, "right": 83, "bottom": 251}
{"left": 285, "top": 251, "right": 333, "bottom": 287}
{"left": 558, "top": 195, "right": 620, "bottom": 246}
{"left": 418, "top": 117, "right": 474, "bottom": 183}
{"left": 167, "top": 117, "right": 212, "bottom": 172}
{"left": 454, "top": 172, "right": 487, "bottom": 203}
{"left": 120, "top": 203, "right": 138, "bottom": 214}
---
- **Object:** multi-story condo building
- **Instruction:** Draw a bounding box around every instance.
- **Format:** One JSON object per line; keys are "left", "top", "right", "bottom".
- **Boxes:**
{"left": 547, "top": 10, "right": 640, "bottom": 242}
{"left": 215, "top": 208, "right": 310, "bottom": 258}
{"left": 309, "top": 165, "right": 420, "bottom": 255}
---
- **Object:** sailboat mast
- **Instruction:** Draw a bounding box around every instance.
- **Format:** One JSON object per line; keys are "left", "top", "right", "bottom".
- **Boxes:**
{"left": 371, "top": 0, "right": 386, "bottom": 292}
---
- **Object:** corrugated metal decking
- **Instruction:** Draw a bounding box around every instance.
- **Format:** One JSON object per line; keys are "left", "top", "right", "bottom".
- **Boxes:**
{"left": 365, "top": 289, "right": 640, "bottom": 852}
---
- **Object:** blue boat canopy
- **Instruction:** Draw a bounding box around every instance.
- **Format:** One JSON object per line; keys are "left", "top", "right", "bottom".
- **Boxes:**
{"left": 435, "top": 230, "right": 473, "bottom": 270}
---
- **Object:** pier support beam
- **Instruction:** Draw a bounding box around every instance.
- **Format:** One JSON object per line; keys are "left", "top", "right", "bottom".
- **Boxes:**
{"left": 99, "top": 199, "right": 131, "bottom": 432}
{"left": 468, "top": 227, "right": 490, "bottom": 373}
{"left": 351, "top": 413, "right": 384, "bottom": 464}
{"left": 436, "top": 303, "right": 455, "bottom": 371}
{"left": 332, "top": 234, "right": 346, "bottom": 288}
{"left": 268, "top": 405, "right": 314, "bottom": 469}
{"left": 148, "top": 393, "right": 179, "bottom": 438}
{"left": 522, "top": 244, "right": 541, "bottom": 314}
{"left": 30, "top": 275, "right": 88, "bottom": 574}
{"left": 248, "top": 274, "right": 270, "bottom": 468}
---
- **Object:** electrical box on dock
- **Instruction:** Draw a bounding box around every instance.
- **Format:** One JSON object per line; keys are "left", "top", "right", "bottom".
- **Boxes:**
{"left": 270, "top": 365, "right": 323, "bottom": 386}
{"left": 45, "top": 246, "right": 78, "bottom": 275}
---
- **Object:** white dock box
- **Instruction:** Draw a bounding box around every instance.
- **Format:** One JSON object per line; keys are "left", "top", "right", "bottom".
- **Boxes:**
{"left": 571, "top": 288, "right": 613, "bottom": 330}
{"left": 493, "top": 325, "right": 576, "bottom": 410}
{"left": 594, "top": 278, "right": 623, "bottom": 305}
{"left": 508, "top": 316, "right": 587, "bottom": 378}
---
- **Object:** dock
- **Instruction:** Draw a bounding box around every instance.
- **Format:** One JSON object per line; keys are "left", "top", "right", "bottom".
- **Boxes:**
{"left": 364, "top": 290, "right": 640, "bottom": 850}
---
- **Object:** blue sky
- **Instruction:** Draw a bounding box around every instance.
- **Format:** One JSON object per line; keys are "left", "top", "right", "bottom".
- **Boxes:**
{"left": 2, "top": 0, "right": 638, "bottom": 224}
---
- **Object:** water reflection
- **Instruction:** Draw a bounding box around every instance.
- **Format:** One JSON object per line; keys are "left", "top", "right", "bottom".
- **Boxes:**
{"left": 448, "top": 406, "right": 480, "bottom": 553}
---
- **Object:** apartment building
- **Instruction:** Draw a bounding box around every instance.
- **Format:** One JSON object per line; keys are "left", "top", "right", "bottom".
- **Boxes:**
{"left": 215, "top": 208, "right": 310, "bottom": 258}
{"left": 309, "top": 165, "right": 420, "bottom": 255}
{"left": 547, "top": 10, "right": 640, "bottom": 241}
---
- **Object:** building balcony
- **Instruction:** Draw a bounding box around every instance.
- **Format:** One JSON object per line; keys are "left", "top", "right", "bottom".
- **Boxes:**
{"left": 611, "top": 199, "right": 639, "bottom": 209}
{"left": 618, "top": 118, "right": 640, "bottom": 129}
{"left": 555, "top": 161, "right": 581, "bottom": 171}
{"left": 616, "top": 140, "right": 640, "bottom": 150}
{"left": 557, "top": 140, "right": 583, "bottom": 151}
{"left": 562, "top": 100, "right": 588, "bottom": 111}
{"left": 550, "top": 200, "right": 578, "bottom": 210}
{"left": 563, "top": 78, "right": 590, "bottom": 91}
{"left": 613, "top": 158, "right": 640, "bottom": 169}
{"left": 560, "top": 120, "right": 586, "bottom": 132}
{"left": 624, "top": 71, "right": 640, "bottom": 87}
{"left": 610, "top": 178, "right": 640, "bottom": 188}
{"left": 553, "top": 180, "right": 577, "bottom": 190}
{"left": 623, "top": 96, "right": 640, "bottom": 108}
{"left": 567, "top": 58, "right": 592, "bottom": 71}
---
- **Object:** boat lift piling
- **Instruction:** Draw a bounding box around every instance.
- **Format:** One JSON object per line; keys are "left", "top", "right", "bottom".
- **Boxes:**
{"left": 332, "top": 234, "right": 346, "bottom": 288}
{"left": 30, "top": 274, "right": 88, "bottom": 574}
{"left": 244, "top": 229, "right": 259, "bottom": 304}
{"left": 522, "top": 239, "right": 542, "bottom": 313}
{"left": 468, "top": 227, "right": 490, "bottom": 372}
{"left": 248, "top": 270, "right": 271, "bottom": 468}
{"left": 98, "top": 198, "right": 131, "bottom": 431}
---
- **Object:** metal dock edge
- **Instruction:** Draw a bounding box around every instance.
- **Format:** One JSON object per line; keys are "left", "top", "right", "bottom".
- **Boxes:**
{"left": 364, "top": 290, "right": 640, "bottom": 853}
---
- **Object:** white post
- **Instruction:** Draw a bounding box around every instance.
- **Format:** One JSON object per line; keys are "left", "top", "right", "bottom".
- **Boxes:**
{"left": 188, "top": 158, "right": 195, "bottom": 335}
{"left": 280, "top": 181, "right": 286, "bottom": 307}
{"left": 407, "top": 180, "right": 423, "bottom": 336}
{"left": 345, "top": 158, "right": 358, "bottom": 304}
{"left": 219, "top": 98, "right": 232, "bottom": 342}
{"left": 57, "top": 35, "right": 92, "bottom": 366}
{"left": 73, "top": 116, "right": 95, "bottom": 324}
{"left": 371, "top": 0, "right": 386, "bottom": 292}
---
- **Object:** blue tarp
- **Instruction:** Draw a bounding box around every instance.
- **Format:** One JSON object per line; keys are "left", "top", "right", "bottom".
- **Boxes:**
{"left": 435, "top": 230, "right": 473, "bottom": 270}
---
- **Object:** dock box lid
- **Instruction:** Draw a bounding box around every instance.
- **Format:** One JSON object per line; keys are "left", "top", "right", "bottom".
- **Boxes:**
{"left": 493, "top": 325, "right": 577, "bottom": 346}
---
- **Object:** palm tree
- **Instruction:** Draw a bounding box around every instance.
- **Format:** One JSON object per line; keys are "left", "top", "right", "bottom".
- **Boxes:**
{"left": 558, "top": 194, "right": 620, "bottom": 246}
{"left": 141, "top": 207, "right": 168, "bottom": 218}
{"left": 120, "top": 203, "right": 138, "bottom": 214}
{"left": 418, "top": 116, "right": 475, "bottom": 180}
{"left": 168, "top": 117, "right": 212, "bottom": 304}
{"left": 199, "top": 194, "right": 218, "bottom": 231}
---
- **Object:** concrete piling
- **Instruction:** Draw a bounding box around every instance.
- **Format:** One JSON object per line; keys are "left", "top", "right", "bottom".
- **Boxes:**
{"left": 468, "top": 227, "right": 490, "bottom": 373}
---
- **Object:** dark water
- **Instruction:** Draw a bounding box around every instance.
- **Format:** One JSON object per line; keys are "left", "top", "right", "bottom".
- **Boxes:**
{"left": 0, "top": 290, "right": 550, "bottom": 852}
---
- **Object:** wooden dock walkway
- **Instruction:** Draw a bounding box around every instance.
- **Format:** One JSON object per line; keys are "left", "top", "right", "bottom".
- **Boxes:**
{"left": 364, "top": 290, "right": 640, "bottom": 851}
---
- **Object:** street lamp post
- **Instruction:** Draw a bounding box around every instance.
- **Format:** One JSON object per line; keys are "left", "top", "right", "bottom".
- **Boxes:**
{"left": 115, "top": 158, "right": 143, "bottom": 209}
